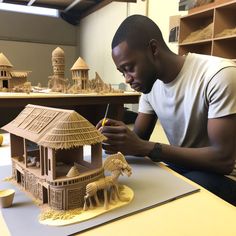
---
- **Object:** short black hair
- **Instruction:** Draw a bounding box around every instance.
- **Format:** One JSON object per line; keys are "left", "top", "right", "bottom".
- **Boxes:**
{"left": 112, "top": 15, "right": 166, "bottom": 50}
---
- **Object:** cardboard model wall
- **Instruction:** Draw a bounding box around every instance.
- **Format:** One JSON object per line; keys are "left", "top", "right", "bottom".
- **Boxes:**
{"left": 2, "top": 104, "right": 107, "bottom": 210}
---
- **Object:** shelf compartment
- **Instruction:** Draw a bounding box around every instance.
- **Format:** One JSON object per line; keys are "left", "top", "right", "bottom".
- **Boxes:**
{"left": 179, "top": 9, "right": 214, "bottom": 43}
{"left": 212, "top": 37, "right": 236, "bottom": 59}
{"left": 214, "top": 1, "right": 236, "bottom": 37}
{"left": 179, "top": 41, "right": 212, "bottom": 56}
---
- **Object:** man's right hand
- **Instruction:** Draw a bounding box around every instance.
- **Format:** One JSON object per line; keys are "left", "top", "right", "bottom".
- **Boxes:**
{"left": 96, "top": 118, "right": 154, "bottom": 156}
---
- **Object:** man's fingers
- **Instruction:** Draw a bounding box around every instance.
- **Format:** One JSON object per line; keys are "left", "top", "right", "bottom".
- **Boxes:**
{"left": 101, "top": 125, "right": 126, "bottom": 134}
{"left": 102, "top": 143, "right": 122, "bottom": 153}
{"left": 103, "top": 118, "right": 124, "bottom": 126}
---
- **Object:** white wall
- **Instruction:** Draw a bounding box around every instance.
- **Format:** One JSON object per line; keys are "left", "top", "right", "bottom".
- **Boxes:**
{"left": 78, "top": 2, "right": 126, "bottom": 86}
{"left": 148, "top": 0, "right": 187, "bottom": 53}
{"left": 0, "top": 10, "right": 77, "bottom": 86}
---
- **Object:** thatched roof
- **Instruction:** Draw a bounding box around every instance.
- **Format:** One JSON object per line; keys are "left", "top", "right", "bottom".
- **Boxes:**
{"left": 10, "top": 71, "right": 28, "bottom": 78}
{"left": 71, "top": 57, "right": 89, "bottom": 70}
{"left": 0, "top": 53, "right": 13, "bottom": 67}
{"left": 2, "top": 104, "right": 106, "bottom": 150}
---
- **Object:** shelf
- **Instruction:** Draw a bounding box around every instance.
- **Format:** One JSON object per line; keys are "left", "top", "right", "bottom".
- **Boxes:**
{"left": 179, "top": 38, "right": 213, "bottom": 46}
{"left": 214, "top": 34, "right": 236, "bottom": 41}
{"left": 178, "top": 0, "right": 236, "bottom": 59}
{"left": 179, "top": 41, "right": 212, "bottom": 56}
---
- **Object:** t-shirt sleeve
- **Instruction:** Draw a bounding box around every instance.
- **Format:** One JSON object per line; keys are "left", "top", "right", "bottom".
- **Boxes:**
{"left": 207, "top": 66, "right": 236, "bottom": 118}
{"left": 138, "top": 94, "right": 155, "bottom": 114}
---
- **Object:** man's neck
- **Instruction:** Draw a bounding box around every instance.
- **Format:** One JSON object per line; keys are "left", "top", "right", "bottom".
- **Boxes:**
{"left": 161, "top": 53, "right": 186, "bottom": 84}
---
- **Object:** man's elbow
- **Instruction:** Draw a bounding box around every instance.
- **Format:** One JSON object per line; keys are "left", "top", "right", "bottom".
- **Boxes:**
{"left": 218, "top": 156, "right": 235, "bottom": 175}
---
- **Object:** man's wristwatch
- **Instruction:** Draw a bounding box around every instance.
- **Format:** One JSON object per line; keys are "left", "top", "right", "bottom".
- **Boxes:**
{"left": 148, "top": 142, "right": 162, "bottom": 162}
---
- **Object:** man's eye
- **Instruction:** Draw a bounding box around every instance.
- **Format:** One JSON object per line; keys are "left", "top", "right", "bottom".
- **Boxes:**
{"left": 125, "top": 66, "right": 132, "bottom": 72}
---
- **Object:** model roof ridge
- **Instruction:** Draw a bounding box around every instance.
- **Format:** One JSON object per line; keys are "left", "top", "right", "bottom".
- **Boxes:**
{"left": 0, "top": 52, "right": 13, "bottom": 67}
{"left": 71, "top": 57, "right": 89, "bottom": 70}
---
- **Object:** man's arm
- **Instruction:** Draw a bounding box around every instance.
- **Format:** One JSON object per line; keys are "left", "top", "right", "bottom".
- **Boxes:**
{"left": 133, "top": 112, "right": 157, "bottom": 140}
{"left": 100, "top": 114, "right": 236, "bottom": 175}
{"left": 148, "top": 115, "right": 236, "bottom": 175}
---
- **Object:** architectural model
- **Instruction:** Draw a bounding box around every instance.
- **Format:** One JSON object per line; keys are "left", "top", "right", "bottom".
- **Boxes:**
{"left": 0, "top": 48, "right": 124, "bottom": 94}
{"left": 68, "top": 56, "right": 122, "bottom": 94}
{"left": 48, "top": 47, "right": 69, "bottom": 93}
{"left": 0, "top": 53, "right": 31, "bottom": 92}
{"left": 2, "top": 104, "right": 132, "bottom": 215}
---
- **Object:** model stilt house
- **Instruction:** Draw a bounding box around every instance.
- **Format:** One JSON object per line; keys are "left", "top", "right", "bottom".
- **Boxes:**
{"left": 71, "top": 57, "right": 89, "bottom": 91}
{"left": 2, "top": 104, "right": 107, "bottom": 210}
{"left": 0, "top": 53, "right": 29, "bottom": 90}
{"left": 48, "top": 47, "right": 68, "bottom": 92}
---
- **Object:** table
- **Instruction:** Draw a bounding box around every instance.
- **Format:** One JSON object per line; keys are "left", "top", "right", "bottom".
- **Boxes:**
{"left": 0, "top": 92, "right": 140, "bottom": 126}
{"left": 0, "top": 133, "right": 235, "bottom": 236}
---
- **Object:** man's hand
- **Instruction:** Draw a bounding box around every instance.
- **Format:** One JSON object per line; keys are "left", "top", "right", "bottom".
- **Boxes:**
{"left": 96, "top": 118, "right": 153, "bottom": 156}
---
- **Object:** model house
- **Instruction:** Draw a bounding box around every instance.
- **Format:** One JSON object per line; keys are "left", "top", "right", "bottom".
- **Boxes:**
{"left": 71, "top": 57, "right": 89, "bottom": 91}
{"left": 0, "top": 53, "right": 30, "bottom": 91}
{"left": 2, "top": 104, "right": 107, "bottom": 210}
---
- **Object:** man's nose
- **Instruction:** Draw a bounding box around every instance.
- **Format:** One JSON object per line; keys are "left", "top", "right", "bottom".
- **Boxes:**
{"left": 124, "top": 73, "right": 133, "bottom": 84}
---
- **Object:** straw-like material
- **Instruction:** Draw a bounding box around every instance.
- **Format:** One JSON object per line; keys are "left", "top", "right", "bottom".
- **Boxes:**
{"left": 215, "top": 27, "right": 236, "bottom": 38}
{"left": 3, "top": 104, "right": 107, "bottom": 150}
{"left": 182, "top": 23, "right": 213, "bottom": 43}
{"left": 71, "top": 57, "right": 89, "bottom": 70}
{"left": 38, "top": 111, "right": 106, "bottom": 149}
{"left": 66, "top": 165, "right": 80, "bottom": 177}
{"left": 0, "top": 53, "right": 13, "bottom": 67}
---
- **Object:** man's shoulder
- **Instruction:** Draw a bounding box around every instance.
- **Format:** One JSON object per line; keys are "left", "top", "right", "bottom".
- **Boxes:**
{"left": 188, "top": 53, "right": 235, "bottom": 68}
{"left": 187, "top": 53, "right": 236, "bottom": 78}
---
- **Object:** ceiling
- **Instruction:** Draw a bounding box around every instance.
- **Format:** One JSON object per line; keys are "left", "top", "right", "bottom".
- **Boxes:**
{"left": 1, "top": 0, "right": 137, "bottom": 25}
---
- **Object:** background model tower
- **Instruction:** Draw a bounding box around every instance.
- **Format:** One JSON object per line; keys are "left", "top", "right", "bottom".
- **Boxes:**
{"left": 71, "top": 57, "right": 89, "bottom": 91}
{"left": 48, "top": 47, "right": 68, "bottom": 92}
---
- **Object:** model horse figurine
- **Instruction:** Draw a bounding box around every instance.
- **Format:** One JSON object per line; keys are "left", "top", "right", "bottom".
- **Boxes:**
{"left": 83, "top": 152, "right": 132, "bottom": 210}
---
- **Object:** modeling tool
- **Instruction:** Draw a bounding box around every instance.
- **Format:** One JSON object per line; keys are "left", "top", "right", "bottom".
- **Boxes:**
{"left": 102, "top": 104, "right": 110, "bottom": 126}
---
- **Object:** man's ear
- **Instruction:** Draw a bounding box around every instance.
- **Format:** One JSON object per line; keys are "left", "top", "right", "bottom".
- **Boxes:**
{"left": 148, "top": 39, "right": 159, "bottom": 57}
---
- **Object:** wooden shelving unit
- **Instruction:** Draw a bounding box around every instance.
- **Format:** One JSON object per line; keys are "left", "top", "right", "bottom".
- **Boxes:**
{"left": 179, "top": 0, "right": 236, "bottom": 61}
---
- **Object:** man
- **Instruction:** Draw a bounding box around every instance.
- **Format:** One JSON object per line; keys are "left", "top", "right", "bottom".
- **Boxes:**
{"left": 97, "top": 15, "right": 236, "bottom": 205}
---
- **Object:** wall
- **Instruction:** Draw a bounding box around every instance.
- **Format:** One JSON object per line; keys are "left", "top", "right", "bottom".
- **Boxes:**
{"left": 148, "top": 0, "right": 187, "bottom": 53}
{"left": 0, "top": 10, "right": 77, "bottom": 86}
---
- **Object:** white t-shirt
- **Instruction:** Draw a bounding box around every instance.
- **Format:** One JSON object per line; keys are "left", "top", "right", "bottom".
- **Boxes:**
{"left": 139, "top": 53, "right": 236, "bottom": 175}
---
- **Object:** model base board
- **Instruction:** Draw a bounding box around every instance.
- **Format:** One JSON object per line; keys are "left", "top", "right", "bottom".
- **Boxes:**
{"left": 39, "top": 185, "right": 133, "bottom": 226}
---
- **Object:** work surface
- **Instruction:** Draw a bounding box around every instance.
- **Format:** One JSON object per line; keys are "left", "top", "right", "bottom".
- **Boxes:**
{"left": 0, "top": 91, "right": 140, "bottom": 126}
{"left": 0, "top": 133, "right": 235, "bottom": 236}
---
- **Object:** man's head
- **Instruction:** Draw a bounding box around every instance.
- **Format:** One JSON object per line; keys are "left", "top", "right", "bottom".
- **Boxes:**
{"left": 112, "top": 15, "right": 169, "bottom": 94}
